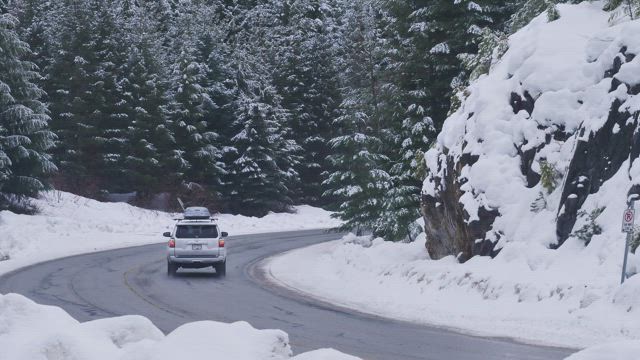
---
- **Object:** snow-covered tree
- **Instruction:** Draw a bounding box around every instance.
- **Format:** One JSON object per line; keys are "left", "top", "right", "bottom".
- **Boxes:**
{"left": 120, "top": 49, "right": 171, "bottom": 194}
{"left": 507, "top": 0, "right": 582, "bottom": 32}
{"left": 324, "top": 0, "right": 391, "bottom": 233}
{"left": 34, "top": 1, "right": 96, "bottom": 192}
{"left": 165, "top": 47, "right": 226, "bottom": 198}
{"left": 0, "top": 9, "right": 56, "bottom": 212}
{"left": 323, "top": 109, "right": 391, "bottom": 233}
{"left": 605, "top": 0, "right": 640, "bottom": 22}
{"left": 272, "top": 0, "right": 344, "bottom": 205}
{"left": 225, "top": 83, "right": 297, "bottom": 216}
{"left": 85, "top": 2, "right": 131, "bottom": 191}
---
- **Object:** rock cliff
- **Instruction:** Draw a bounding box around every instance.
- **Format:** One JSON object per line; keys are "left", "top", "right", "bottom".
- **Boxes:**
{"left": 422, "top": 3, "right": 640, "bottom": 261}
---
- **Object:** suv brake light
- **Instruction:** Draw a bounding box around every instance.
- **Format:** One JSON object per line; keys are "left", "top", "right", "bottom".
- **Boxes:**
{"left": 218, "top": 239, "right": 225, "bottom": 247}
{"left": 168, "top": 239, "right": 176, "bottom": 248}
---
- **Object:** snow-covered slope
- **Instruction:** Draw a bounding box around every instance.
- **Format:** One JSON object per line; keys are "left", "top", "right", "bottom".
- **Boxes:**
{"left": 423, "top": 2, "right": 640, "bottom": 261}
{"left": 0, "top": 191, "right": 341, "bottom": 275}
{"left": 0, "top": 292, "right": 359, "bottom": 360}
{"left": 266, "top": 3, "right": 640, "bottom": 349}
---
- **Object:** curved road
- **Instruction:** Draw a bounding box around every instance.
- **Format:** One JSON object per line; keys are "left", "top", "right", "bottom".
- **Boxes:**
{"left": 0, "top": 229, "right": 574, "bottom": 360}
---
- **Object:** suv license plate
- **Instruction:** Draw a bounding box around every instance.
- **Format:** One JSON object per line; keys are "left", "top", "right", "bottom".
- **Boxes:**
{"left": 192, "top": 244, "right": 202, "bottom": 250}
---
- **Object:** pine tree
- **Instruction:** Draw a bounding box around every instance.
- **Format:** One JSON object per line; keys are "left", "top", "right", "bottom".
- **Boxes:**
{"left": 225, "top": 83, "right": 296, "bottom": 216}
{"left": 324, "top": 0, "right": 391, "bottom": 233}
{"left": 323, "top": 109, "right": 391, "bottom": 233}
{"left": 165, "top": 47, "right": 226, "bottom": 201}
{"left": 101, "top": 1, "right": 177, "bottom": 198}
{"left": 272, "top": 0, "right": 343, "bottom": 205}
{"left": 118, "top": 36, "right": 173, "bottom": 195}
{"left": 0, "top": 9, "right": 56, "bottom": 212}
{"left": 86, "top": 2, "right": 131, "bottom": 192}
{"left": 220, "top": 0, "right": 302, "bottom": 212}
{"left": 12, "top": 0, "right": 55, "bottom": 79}
{"left": 45, "top": 0, "right": 96, "bottom": 190}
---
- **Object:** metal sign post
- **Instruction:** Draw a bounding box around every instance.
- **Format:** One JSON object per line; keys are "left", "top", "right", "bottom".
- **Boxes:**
{"left": 621, "top": 203, "right": 636, "bottom": 284}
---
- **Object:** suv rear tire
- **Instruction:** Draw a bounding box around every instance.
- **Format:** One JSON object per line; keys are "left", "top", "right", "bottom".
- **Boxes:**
{"left": 167, "top": 262, "right": 178, "bottom": 276}
{"left": 216, "top": 261, "right": 226, "bottom": 277}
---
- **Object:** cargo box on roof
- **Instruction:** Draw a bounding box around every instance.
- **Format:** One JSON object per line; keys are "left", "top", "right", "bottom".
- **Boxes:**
{"left": 183, "top": 207, "right": 211, "bottom": 219}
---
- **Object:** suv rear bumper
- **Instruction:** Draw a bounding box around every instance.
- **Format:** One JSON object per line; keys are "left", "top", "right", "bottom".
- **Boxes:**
{"left": 168, "top": 255, "right": 225, "bottom": 265}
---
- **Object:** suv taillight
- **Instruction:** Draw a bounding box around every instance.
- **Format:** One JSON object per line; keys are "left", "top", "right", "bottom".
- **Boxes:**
{"left": 218, "top": 239, "right": 225, "bottom": 247}
{"left": 168, "top": 239, "right": 176, "bottom": 248}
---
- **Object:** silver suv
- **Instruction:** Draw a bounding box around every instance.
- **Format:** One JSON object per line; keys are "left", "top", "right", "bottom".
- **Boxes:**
{"left": 165, "top": 207, "right": 228, "bottom": 276}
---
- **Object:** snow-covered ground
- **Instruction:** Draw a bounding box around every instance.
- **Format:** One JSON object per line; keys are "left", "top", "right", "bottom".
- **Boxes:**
{"left": 0, "top": 292, "right": 358, "bottom": 360}
{"left": 0, "top": 191, "right": 341, "bottom": 275}
{"left": 267, "top": 2, "right": 640, "bottom": 355}
{"left": 566, "top": 340, "right": 640, "bottom": 360}
{"left": 268, "top": 233, "right": 640, "bottom": 349}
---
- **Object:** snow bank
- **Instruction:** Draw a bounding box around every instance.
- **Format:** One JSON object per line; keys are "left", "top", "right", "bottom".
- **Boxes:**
{"left": 0, "top": 191, "right": 341, "bottom": 275}
{"left": 269, "top": 232, "right": 640, "bottom": 348}
{"left": 564, "top": 340, "right": 640, "bottom": 360}
{"left": 0, "top": 292, "right": 357, "bottom": 360}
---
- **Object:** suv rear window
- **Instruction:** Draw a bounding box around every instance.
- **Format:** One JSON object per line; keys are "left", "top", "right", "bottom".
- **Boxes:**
{"left": 175, "top": 225, "right": 219, "bottom": 238}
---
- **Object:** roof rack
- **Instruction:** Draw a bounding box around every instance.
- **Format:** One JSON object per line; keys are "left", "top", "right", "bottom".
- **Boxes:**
{"left": 176, "top": 218, "right": 219, "bottom": 223}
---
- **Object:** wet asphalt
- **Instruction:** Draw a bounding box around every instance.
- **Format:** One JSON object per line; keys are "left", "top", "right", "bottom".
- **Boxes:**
{"left": 0, "top": 229, "right": 576, "bottom": 360}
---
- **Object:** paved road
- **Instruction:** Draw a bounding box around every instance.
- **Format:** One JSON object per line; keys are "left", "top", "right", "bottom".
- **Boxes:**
{"left": 0, "top": 229, "right": 574, "bottom": 360}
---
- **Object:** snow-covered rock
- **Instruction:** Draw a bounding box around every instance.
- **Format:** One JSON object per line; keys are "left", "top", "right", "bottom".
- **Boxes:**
{"left": 422, "top": 2, "right": 640, "bottom": 261}
{"left": 0, "top": 293, "right": 357, "bottom": 360}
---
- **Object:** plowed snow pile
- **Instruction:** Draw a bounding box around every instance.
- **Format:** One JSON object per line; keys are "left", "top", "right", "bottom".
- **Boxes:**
{"left": 0, "top": 293, "right": 359, "bottom": 360}
{"left": 268, "top": 2, "right": 640, "bottom": 354}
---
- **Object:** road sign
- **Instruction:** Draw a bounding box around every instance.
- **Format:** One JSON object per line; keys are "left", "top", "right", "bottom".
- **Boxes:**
{"left": 622, "top": 207, "right": 635, "bottom": 233}
{"left": 622, "top": 204, "right": 636, "bottom": 284}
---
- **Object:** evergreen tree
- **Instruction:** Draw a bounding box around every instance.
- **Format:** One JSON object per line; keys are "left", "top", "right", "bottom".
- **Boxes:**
{"left": 324, "top": 0, "right": 391, "bottom": 233}
{"left": 272, "top": 0, "right": 343, "bottom": 205}
{"left": 225, "top": 83, "right": 296, "bottom": 216}
{"left": 12, "top": 0, "right": 55, "bottom": 78}
{"left": 220, "top": 0, "right": 303, "bottom": 212}
{"left": 118, "top": 41, "right": 173, "bottom": 195}
{"left": 165, "top": 47, "right": 226, "bottom": 201}
{"left": 0, "top": 9, "right": 56, "bottom": 212}
{"left": 323, "top": 107, "right": 391, "bottom": 233}
{"left": 44, "top": 0, "right": 96, "bottom": 191}
{"left": 86, "top": 2, "right": 130, "bottom": 191}
{"left": 107, "top": 1, "right": 177, "bottom": 197}
{"left": 161, "top": 1, "right": 238, "bottom": 206}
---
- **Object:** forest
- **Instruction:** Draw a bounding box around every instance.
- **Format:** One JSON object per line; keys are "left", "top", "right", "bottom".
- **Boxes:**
{"left": 1, "top": 0, "right": 635, "bottom": 241}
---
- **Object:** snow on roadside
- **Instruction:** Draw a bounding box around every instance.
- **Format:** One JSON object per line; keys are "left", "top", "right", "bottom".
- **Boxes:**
{"left": 267, "top": 231, "right": 640, "bottom": 349}
{"left": 0, "top": 292, "right": 358, "bottom": 360}
{"left": 0, "top": 191, "right": 341, "bottom": 275}
{"left": 564, "top": 341, "right": 640, "bottom": 360}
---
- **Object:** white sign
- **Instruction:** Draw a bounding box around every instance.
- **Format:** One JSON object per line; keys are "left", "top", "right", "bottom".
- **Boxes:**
{"left": 622, "top": 207, "right": 635, "bottom": 233}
